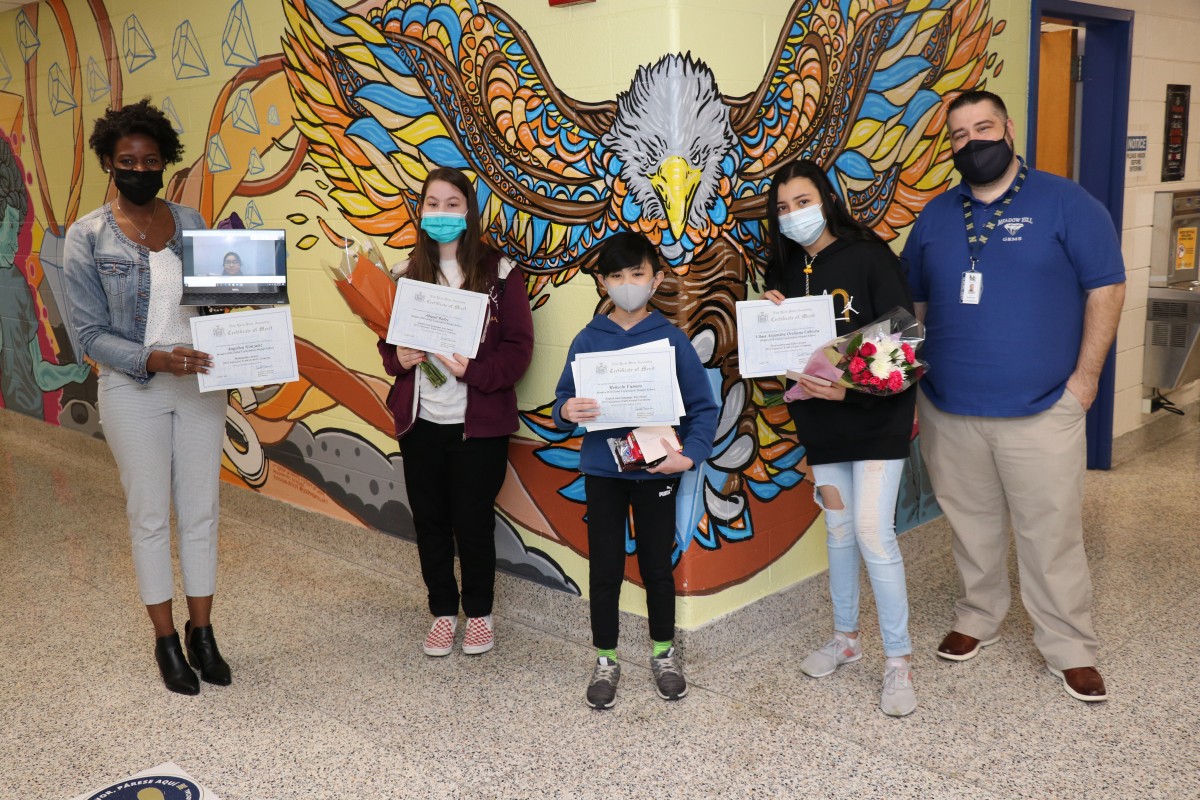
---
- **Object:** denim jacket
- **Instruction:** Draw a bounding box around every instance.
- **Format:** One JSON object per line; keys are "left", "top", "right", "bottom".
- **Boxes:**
{"left": 63, "top": 201, "right": 205, "bottom": 384}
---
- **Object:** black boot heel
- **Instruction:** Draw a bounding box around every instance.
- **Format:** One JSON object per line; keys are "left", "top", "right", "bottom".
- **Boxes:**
{"left": 185, "top": 620, "right": 232, "bottom": 686}
{"left": 155, "top": 632, "right": 200, "bottom": 695}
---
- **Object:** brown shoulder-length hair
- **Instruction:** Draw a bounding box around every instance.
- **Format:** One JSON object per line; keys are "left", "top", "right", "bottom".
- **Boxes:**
{"left": 405, "top": 167, "right": 494, "bottom": 294}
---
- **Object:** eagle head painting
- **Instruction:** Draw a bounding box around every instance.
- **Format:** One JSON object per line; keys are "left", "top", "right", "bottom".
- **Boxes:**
{"left": 283, "top": 0, "right": 1003, "bottom": 593}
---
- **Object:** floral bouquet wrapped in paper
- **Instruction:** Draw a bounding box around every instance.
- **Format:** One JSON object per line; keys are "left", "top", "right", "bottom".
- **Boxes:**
{"left": 326, "top": 238, "right": 448, "bottom": 387}
{"left": 783, "top": 306, "right": 928, "bottom": 401}
{"left": 325, "top": 237, "right": 394, "bottom": 337}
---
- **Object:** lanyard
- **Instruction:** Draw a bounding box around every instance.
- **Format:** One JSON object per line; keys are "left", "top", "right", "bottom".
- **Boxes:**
{"left": 961, "top": 161, "right": 1028, "bottom": 270}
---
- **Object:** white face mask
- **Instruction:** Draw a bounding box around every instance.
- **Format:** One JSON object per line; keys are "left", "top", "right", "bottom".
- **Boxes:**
{"left": 778, "top": 204, "right": 827, "bottom": 247}
{"left": 606, "top": 279, "right": 656, "bottom": 312}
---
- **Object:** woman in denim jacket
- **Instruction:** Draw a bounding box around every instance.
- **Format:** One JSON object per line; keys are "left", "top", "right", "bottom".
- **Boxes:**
{"left": 64, "top": 100, "right": 230, "bottom": 696}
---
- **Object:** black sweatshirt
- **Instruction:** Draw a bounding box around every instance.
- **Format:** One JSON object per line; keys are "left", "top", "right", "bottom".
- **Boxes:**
{"left": 765, "top": 237, "right": 918, "bottom": 466}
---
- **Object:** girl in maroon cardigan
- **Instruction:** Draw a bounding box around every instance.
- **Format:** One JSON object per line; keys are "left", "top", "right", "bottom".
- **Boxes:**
{"left": 377, "top": 167, "right": 533, "bottom": 656}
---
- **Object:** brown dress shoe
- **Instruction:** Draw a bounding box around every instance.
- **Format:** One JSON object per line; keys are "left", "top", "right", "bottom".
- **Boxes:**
{"left": 936, "top": 630, "right": 1000, "bottom": 662}
{"left": 1048, "top": 666, "right": 1107, "bottom": 702}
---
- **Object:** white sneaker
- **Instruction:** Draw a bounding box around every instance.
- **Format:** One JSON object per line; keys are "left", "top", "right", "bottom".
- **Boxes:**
{"left": 800, "top": 632, "right": 863, "bottom": 677}
{"left": 881, "top": 657, "right": 917, "bottom": 717}
{"left": 461, "top": 615, "right": 495, "bottom": 655}
{"left": 423, "top": 615, "right": 457, "bottom": 657}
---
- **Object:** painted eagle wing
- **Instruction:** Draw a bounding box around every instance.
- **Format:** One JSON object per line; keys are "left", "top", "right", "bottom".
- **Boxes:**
{"left": 726, "top": 0, "right": 1001, "bottom": 255}
{"left": 284, "top": 0, "right": 616, "bottom": 291}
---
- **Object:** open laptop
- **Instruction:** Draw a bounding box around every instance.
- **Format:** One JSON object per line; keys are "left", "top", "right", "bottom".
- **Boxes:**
{"left": 180, "top": 229, "right": 289, "bottom": 306}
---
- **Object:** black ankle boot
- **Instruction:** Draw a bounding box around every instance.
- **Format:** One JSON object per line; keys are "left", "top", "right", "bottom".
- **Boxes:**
{"left": 185, "top": 621, "right": 232, "bottom": 686}
{"left": 155, "top": 632, "right": 200, "bottom": 695}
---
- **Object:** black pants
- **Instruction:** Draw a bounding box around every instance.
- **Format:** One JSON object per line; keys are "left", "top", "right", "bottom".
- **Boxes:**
{"left": 401, "top": 419, "right": 509, "bottom": 618}
{"left": 585, "top": 475, "right": 681, "bottom": 650}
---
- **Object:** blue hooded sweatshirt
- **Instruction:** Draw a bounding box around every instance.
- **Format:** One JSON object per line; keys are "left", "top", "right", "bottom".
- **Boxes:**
{"left": 551, "top": 310, "right": 718, "bottom": 479}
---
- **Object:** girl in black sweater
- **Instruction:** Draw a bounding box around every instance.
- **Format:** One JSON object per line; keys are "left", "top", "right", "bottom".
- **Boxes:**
{"left": 763, "top": 160, "right": 918, "bottom": 717}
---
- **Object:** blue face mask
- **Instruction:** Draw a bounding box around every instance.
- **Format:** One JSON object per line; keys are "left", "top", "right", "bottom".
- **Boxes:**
{"left": 778, "top": 204, "right": 826, "bottom": 247}
{"left": 420, "top": 212, "right": 467, "bottom": 243}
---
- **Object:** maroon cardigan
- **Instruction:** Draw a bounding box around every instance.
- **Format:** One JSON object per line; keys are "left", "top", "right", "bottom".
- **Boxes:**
{"left": 377, "top": 253, "right": 534, "bottom": 440}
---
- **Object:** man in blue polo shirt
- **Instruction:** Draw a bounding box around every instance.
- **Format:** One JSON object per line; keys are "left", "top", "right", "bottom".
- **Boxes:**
{"left": 902, "top": 90, "right": 1125, "bottom": 703}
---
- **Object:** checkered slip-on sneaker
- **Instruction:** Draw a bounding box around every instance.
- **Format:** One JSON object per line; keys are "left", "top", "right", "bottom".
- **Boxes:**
{"left": 423, "top": 616, "right": 457, "bottom": 657}
{"left": 462, "top": 615, "right": 495, "bottom": 655}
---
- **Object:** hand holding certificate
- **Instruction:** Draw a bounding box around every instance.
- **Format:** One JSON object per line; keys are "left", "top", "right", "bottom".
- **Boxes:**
{"left": 736, "top": 295, "right": 837, "bottom": 378}
{"left": 386, "top": 277, "right": 488, "bottom": 358}
{"left": 189, "top": 307, "right": 300, "bottom": 393}
{"left": 573, "top": 343, "right": 680, "bottom": 431}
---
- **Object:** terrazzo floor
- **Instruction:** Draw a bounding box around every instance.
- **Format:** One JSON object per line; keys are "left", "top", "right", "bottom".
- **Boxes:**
{"left": 2, "top": 406, "right": 1197, "bottom": 799}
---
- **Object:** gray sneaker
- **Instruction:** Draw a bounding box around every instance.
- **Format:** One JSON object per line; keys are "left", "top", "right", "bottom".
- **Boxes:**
{"left": 800, "top": 632, "right": 863, "bottom": 678}
{"left": 651, "top": 647, "right": 688, "bottom": 700}
{"left": 586, "top": 657, "right": 621, "bottom": 709}
{"left": 881, "top": 657, "right": 917, "bottom": 717}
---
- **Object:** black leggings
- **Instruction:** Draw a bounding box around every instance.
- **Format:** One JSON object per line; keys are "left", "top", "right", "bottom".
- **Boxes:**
{"left": 401, "top": 419, "right": 509, "bottom": 617}
{"left": 585, "top": 475, "right": 681, "bottom": 650}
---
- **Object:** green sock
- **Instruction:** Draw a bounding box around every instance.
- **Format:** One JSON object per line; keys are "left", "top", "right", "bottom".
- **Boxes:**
{"left": 652, "top": 640, "right": 672, "bottom": 658}
{"left": 597, "top": 648, "right": 617, "bottom": 662}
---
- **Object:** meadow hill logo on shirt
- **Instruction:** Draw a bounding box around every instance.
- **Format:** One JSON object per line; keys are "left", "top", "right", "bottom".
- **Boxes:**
{"left": 1000, "top": 216, "right": 1033, "bottom": 241}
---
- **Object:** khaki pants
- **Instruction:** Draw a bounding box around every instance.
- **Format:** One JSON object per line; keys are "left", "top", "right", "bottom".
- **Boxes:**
{"left": 917, "top": 391, "right": 1098, "bottom": 669}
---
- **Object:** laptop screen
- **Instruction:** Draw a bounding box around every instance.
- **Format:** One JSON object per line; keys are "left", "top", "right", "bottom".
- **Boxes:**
{"left": 181, "top": 229, "right": 287, "bottom": 296}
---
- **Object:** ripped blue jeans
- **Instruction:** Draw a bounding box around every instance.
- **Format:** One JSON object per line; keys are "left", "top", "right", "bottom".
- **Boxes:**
{"left": 811, "top": 459, "right": 911, "bottom": 657}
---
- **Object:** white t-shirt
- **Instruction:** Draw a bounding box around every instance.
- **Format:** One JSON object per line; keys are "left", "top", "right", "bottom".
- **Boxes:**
{"left": 416, "top": 259, "right": 470, "bottom": 424}
{"left": 143, "top": 248, "right": 196, "bottom": 348}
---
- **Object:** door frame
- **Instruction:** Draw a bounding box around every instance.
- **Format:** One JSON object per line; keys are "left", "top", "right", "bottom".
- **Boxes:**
{"left": 1028, "top": 1, "right": 1134, "bottom": 470}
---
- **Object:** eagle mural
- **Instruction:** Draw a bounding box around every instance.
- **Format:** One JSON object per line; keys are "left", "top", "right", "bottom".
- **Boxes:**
{"left": 282, "top": 0, "right": 1001, "bottom": 592}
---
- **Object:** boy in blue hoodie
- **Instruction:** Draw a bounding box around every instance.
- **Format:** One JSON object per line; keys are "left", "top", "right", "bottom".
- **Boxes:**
{"left": 553, "top": 232, "right": 718, "bottom": 709}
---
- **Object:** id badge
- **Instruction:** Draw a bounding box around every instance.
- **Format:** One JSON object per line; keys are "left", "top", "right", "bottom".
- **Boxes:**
{"left": 961, "top": 270, "right": 982, "bottom": 304}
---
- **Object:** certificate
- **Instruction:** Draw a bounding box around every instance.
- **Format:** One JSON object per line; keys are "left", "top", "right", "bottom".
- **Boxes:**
{"left": 386, "top": 278, "right": 488, "bottom": 358}
{"left": 736, "top": 295, "right": 837, "bottom": 378}
{"left": 189, "top": 307, "right": 299, "bottom": 393}
{"left": 575, "top": 345, "right": 679, "bottom": 430}
{"left": 572, "top": 339, "right": 685, "bottom": 432}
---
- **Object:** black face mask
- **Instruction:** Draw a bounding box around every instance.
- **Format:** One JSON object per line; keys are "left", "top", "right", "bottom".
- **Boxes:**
{"left": 111, "top": 168, "right": 164, "bottom": 206}
{"left": 952, "top": 137, "right": 1014, "bottom": 186}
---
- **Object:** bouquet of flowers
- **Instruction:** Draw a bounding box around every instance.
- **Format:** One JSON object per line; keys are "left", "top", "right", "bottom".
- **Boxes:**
{"left": 326, "top": 238, "right": 448, "bottom": 387}
{"left": 784, "top": 306, "right": 928, "bottom": 401}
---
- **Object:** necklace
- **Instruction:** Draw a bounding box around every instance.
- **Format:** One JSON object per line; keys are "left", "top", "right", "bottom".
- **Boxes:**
{"left": 803, "top": 252, "right": 816, "bottom": 296}
{"left": 116, "top": 199, "right": 158, "bottom": 241}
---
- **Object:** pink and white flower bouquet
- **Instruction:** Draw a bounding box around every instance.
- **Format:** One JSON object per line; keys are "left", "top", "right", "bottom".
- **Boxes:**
{"left": 784, "top": 306, "right": 928, "bottom": 401}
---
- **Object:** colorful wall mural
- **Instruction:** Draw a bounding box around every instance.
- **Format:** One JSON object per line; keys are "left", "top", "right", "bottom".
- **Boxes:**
{"left": 0, "top": 0, "right": 1018, "bottom": 627}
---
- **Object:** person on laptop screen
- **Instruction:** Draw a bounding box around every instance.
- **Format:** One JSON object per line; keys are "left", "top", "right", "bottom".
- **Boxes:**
{"left": 180, "top": 229, "right": 289, "bottom": 305}
{"left": 219, "top": 251, "right": 243, "bottom": 277}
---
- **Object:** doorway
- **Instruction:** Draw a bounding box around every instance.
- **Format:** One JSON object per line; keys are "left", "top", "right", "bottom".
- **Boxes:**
{"left": 1029, "top": 1, "right": 1134, "bottom": 470}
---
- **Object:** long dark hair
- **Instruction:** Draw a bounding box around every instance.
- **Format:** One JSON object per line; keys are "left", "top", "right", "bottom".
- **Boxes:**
{"left": 405, "top": 167, "right": 494, "bottom": 294}
{"left": 765, "top": 160, "right": 883, "bottom": 281}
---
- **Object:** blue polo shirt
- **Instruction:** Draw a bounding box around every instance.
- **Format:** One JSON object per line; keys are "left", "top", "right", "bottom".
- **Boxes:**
{"left": 902, "top": 163, "right": 1125, "bottom": 417}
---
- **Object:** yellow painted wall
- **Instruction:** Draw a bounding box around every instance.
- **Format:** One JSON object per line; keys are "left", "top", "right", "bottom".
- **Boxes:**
{"left": 0, "top": 0, "right": 1026, "bottom": 629}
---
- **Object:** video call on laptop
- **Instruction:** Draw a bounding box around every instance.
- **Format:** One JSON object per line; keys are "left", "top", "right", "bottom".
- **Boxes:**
{"left": 180, "top": 229, "right": 289, "bottom": 306}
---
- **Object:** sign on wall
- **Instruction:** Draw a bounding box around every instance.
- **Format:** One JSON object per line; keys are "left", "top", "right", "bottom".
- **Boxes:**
{"left": 1163, "top": 84, "right": 1190, "bottom": 182}
{"left": 1126, "top": 134, "right": 1147, "bottom": 175}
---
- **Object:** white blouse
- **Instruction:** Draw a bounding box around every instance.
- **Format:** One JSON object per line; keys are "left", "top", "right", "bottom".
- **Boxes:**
{"left": 143, "top": 248, "right": 197, "bottom": 348}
